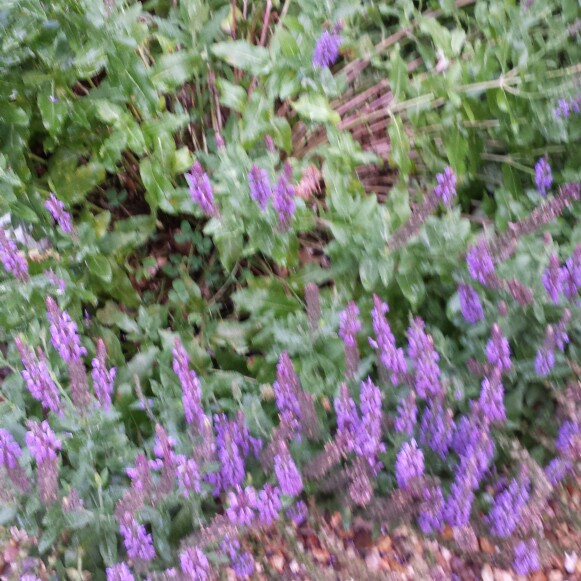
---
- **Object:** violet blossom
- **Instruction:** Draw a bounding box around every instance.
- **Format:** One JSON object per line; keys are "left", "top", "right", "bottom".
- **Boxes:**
{"left": 313, "top": 30, "right": 341, "bottom": 69}
{"left": 395, "top": 439, "right": 424, "bottom": 490}
{"left": 458, "top": 283, "right": 484, "bottom": 324}
{"left": 466, "top": 240, "right": 495, "bottom": 285}
{"left": 248, "top": 164, "right": 271, "bottom": 210}
{"left": 180, "top": 546, "right": 211, "bottom": 581}
{"left": 106, "top": 563, "right": 135, "bottom": 581}
{"left": 273, "top": 162, "right": 295, "bottom": 230}
{"left": 274, "top": 442, "right": 303, "bottom": 496}
{"left": 226, "top": 486, "right": 257, "bottom": 526}
{"left": 485, "top": 323, "right": 511, "bottom": 372}
{"left": 91, "top": 338, "right": 116, "bottom": 410}
{"left": 0, "top": 227, "right": 28, "bottom": 282}
{"left": 45, "top": 297, "right": 87, "bottom": 363}
{"left": 534, "top": 156, "right": 553, "bottom": 196}
{"left": 407, "top": 317, "right": 442, "bottom": 399}
{"left": 433, "top": 166, "right": 457, "bottom": 207}
{"left": 45, "top": 193, "right": 74, "bottom": 234}
{"left": 172, "top": 339, "right": 205, "bottom": 430}
{"left": 185, "top": 161, "right": 218, "bottom": 217}
{"left": 339, "top": 301, "right": 362, "bottom": 378}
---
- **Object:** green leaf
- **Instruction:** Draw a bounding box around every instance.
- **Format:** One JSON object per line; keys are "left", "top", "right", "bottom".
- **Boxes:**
{"left": 87, "top": 255, "right": 112, "bottom": 282}
{"left": 396, "top": 268, "right": 426, "bottom": 308}
{"left": 291, "top": 94, "right": 340, "bottom": 125}
{"left": 217, "top": 79, "right": 247, "bottom": 112}
{"left": 37, "top": 93, "right": 68, "bottom": 138}
{"left": 151, "top": 52, "right": 201, "bottom": 92}
{"left": 65, "top": 509, "right": 95, "bottom": 530}
{"left": 140, "top": 158, "right": 175, "bottom": 211}
{"left": 212, "top": 41, "right": 271, "bottom": 75}
{"left": 388, "top": 116, "right": 412, "bottom": 176}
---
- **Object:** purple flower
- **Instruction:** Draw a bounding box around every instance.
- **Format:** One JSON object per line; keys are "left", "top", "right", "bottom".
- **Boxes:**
{"left": 407, "top": 318, "right": 442, "bottom": 399}
{"left": 172, "top": 339, "right": 205, "bottom": 429}
{"left": 395, "top": 439, "right": 424, "bottom": 490}
{"left": 273, "top": 352, "right": 302, "bottom": 435}
{"left": 0, "top": 429, "right": 21, "bottom": 471}
{"left": 211, "top": 413, "right": 245, "bottom": 494}
{"left": 313, "top": 30, "right": 341, "bottom": 68}
{"left": 45, "top": 193, "right": 74, "bottom": 234}
{"left": 45, "top": 268, "right": 66, "bottom": 292}
{"left": 91, "top": 338, "right": 116, "bottom": 410}
{"left": 257, "top": 483, "right": 282, "bottom": 526}
{"left": 369, "top": 295, "right": 407, "bottom": 385}
{"left": 535, "top": 347, "right": 555, "bottom": 377}
{"left": 353, "top": 377, "right": 385, "bottom": 471}
{"left": 556, "top": 420, "right": 580, "bottom": 459}
{"left": 534, "top": 156, "right": 553, "bottom": 196}
{"left": 418, "top": 485, "right": 444, "bottom": 534}
{"left": 479, "top": 370, "right": 506, "bottom": 424}
{"left": 458, "top": 284, "right": 484, "bottom": 324}
{"left": 560, "top": 245, "right": 581, "bottom": 299}
{"left": 554, "top": 98, "right": 572, "bottom": 118}
{"left": 25, "top": 420, "right": 61, "bottom": 463}
{"left": 180, "top": 547, "right": 211, "bottom": 581}
{"left": 545, "top": 457, "right": 571, "bottom": 485}
{"left": 419, "top": 402, "right": 454, "bottom": 460}
{"left": 273, "top": 162, "right": 295, "bottom": 230}
{"left": 15, "top": 338, "right": 62, "bottom": 415}
{"left": 286, "top": 500, "right": 308, "bottom": 525}
{"left": 339, "top": 301, "right": 362, "bottom": 378}
{"left": 248, "top": 164, "right": 271, "bottom": 210}
{"left": 226, "top": 486, "right": 258, "bottom": 526}
{"left": 444, "top": 470, "right": 475, "bottom": 527}
{"left": 106, "top": 563, "right": 135, "bottom": 581}
{"left": 542, "top": 254, "right": 563, "bottom": 303}
{"left": 334, "top": 383, "right": 359, "bottom": 450}
{"left": 394, "top": 391, "right": 417, "bottom": 436}
{"left": 513, "top": 539, "right": 540, "bottom": 576}
{"left": 274, "top": 442, "right": 303, "bottom": 496}
{"left": 176, "top": 454, "right": 201, "bottom": 496}
{"left": 485, "top": 475, "right": 530, "bottom": 537}
{"left": 186, "top": 161, "right": 218, "bottom": 217}
{"left": 233, "top": 552, "right": 255, "bottom": 579}
{"left": 433, "top": 166, "right": 457, "bottom": 206}
{"left": 46, "top": 297, "right": 87, "bottom": 363}
{"left": 466, "top": 240, "right": 495, "bottom": 285}
{"left": 0, "top": 227, "right": 28, "bottom": 281}
{"left": 485, "top": 323, "right": 511, "bottom": 372}
{"left": 119, "top": 513, "right": 156, "bottom": 562}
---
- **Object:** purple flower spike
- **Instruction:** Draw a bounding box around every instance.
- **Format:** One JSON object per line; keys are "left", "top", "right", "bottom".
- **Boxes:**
{"left": 418, "top": 485, "right": 445, "bottom": 534}
{"left": 226, "top": 486, "right": 258, "bottom": 526}
{"left": 556, "top": 420, "right": 580, "bottom": 459}
{"left": 433, "top": 166, "right": 457, "bottom": 206}
{"left": 119, "top": 513, "right": 156, "bottom": 562}
{"left": 419, "top": 402, "right": 454, "bottom": 460}
{"left": 258, "top": 483, "right": 282, "bottom": 526}
{"left": 45, "top": 268, "right": 66, "bottom": 293}
{"left": 313, "top": 30, "right": 342, "bottom": 69}
{"left": 458, "top": 284, "right": 484, "bottom": 324}
{"left": 485, "top": 323, "right": 511, "bottom": 373}
{"left": 233, "top": 552, "right": 255, "bottom": 579}
{"left": 106, "top": 563, "right": 135, "bottom": 581}
{"left": 339, "top": 301, "right": 362, "bottom": 378}
{"left": 513, "top": 539, "right": 540, "bottom": 576}
{"left": 46, "top": 297, "right": 87, "bottom": 363}
{"left": 369, "top": 295, "right": 407, "bottom": 385}
{"left": 16, "top": 338, "right": 62, "bottom": 416}
{"left": 273, "top": 352, "right": 302, "bottom": 435}
{"left": 479, "top": 369, "right": 506, "bottom": 424}
{"left": 0, "top": 227, "right": 28, "bottom": 281}
{"left": 395, "top": 439, "right": 424, "bottom": 490}
{"left": 545, "top": 457, "right": 571, "bottom": 485}
{"left": 45, "top": 193, "right": 74, "bottom": 234}
{"left": 394, "top": 391, "right": 417, "bottom": 436}
{"left": 485, "top": 474, "right": 530, "bottom": 538}
{"left": 535, "top": 346, "right": 555, "bottom": 377}
{"left": 25, "top": 420, "right": 61, "bottom": 463}
{"left": 466, "top": 240, "right": 495, "bottom": 285}
{"left": 186, "top": 161, "right": 218, "bottom": 217}
{"left": 176, "top": 454, "right": 201, "bottom": 496}
{"left": 287, "top": 500, "right": 308, "bottom": 525}
{"left": 0, "top": 429, "right": 21, "bottom": 471}
{"left": 180, "top": 547, "right": 211, "bottom": 581}
{"left": 561, "top": 245, "right": 581, "bottom": 299}
{"left": 274, "top": 442, "right": 303, "bottom": 496}
{"left": 334, "top": 383, "right": 359, "bottom": 451}
{"left": 172, "top": 339, "right": 205, "bottom": 429}
{"left": 407, "top": 317, "right": 442, "bottom": 399}
{"left": 542, "top": 254, "right": 563, "bottom": 303}
{"left": 273, "top": 162, "right": 295, "bottom": 230}
{"left": 353, "top": 377, "right": 386, "bottom": 471}
{"left": 91, "top": 338, "right": 116, "bottom": 410}
{"left": 534, "top": 156, "right": 553, "bottom": 196}
{"left": 248, "top": 164, "right": 272, "bottom": 210}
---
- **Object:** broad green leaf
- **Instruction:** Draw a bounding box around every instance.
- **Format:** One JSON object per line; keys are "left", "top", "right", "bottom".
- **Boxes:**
{"left": 212, "top": 41, "right": 271, "bottom": 75}
{"left": 87, "top": 255, "right": 112, "bottom": 282}
{"left": 151, "top": 52, "right": 201, "bottom": 92}
{"left": 291, "top": 94, "right": 340, "bottom": 125}
{"left": 37, "top": 93, "right": 68, "bottom": 137}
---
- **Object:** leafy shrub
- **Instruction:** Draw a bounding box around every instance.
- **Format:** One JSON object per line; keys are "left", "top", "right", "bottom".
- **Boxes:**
{"left": 1, "top": 0, "right": 580, "bottom": 579}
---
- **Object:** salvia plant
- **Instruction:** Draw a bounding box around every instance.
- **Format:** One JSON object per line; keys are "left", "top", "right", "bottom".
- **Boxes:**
{"left": 1, "top": 0, "right": 581, "bottom": 579}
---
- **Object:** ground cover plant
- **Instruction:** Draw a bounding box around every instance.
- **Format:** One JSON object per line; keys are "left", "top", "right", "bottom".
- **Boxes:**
{"left": 1, "top": 0, "right": 581, "bottom": 578}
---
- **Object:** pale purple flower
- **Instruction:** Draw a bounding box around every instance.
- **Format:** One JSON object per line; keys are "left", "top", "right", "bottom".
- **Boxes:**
{"left": 419, "top": 402, "right": 454, "bottom": 460}
{"left": 0, "top": 429, "right": 21, "bottom": 471}
{"left": 353, "top": 377, "right": 385, "bottom": 471}
{"left": 176, "top": 454, "right": 201, "bottom": 496}
{"left": 180, "top": 547, "right": 211, "bottom": 581}
{"left": 186, "top": 161, "right": 217, "bottom": 217}
{"left": 273, "top": 162, "right": 295, "bottom": 230}
{"left": 25, "top": 420, "right": 61, "bottom": 463}
{"left": 226, "top": 486, "right": 257, "bottom": 526}
{"left": 257, "top": 483, "right": 282, "bottom": 526}
{"left": 560, "top": 245, "right": 581, "bottom": 299}
{"left": 334, "top": 383, "right": 359, "bottom": 450}
{"left": 466, "top": 240, "right": 495, "bottom": 285}
{"left": 395, "top": 439, "right": 424, "bottom": 490}
{"left": 339, "top": 301, "right": 361, "bottom": 378}
{"left": 273, "top": 352, "right": 302, "bottom": 434}
{"left": 106, "top": 563, "right": 135, "bottom": 581}
{"left": 126, "top": 454, "right": 153, "bottom": 500}
{"left": 369, "top": 295, "right": 406, "bottom": 385}
{"left": 46, "top": 297, "right": 87, "bottom": 363}
{"left": 485, "top": 323, "right": 511, "bottom": 372}
{"left": 16, "top": 338, "right": 62, "bottom": 415}
{"left": 458, "top": 284, "right": 484, "bottom": 324}
{"left": 21, "top": 576, "right": 43, "bottom": 581}
{"left": 444, "top": 470, "right": 475, "bottom": 527}
{"left": 233, "top": 552, "right": 255, "bottom": 579}
{"left": 433, "top": 166, "right": 457, "bottom": 206}
{"left": 45, "top": 193, "right": 74, "bottom": 234}
{"left": 535, "top": 346, "right": 555, "bottom": 377}
{"left": 248, "top": 164, "right": 271, "bottom": 210}
{"left": 211, "top": 413, "right": 245, "bottom": 494}
{"left": 394, "top": 391, "right": 417, "bottom": 436}
{"left": 542, "top": 254, "right": 563, "bottom": 303}
{"left": 545, "top": 457, "right": 571, "bottom": 485}
{"left": 313, "top": 30, "right": 341, "bottom": 68}
{"left": 0, "top": 227, "right": 28, "bottom": 281}
{"left": 274, "top": 442, "right": 303, "bottom": 496}
{"left": 407, "top": 317, "right": 442, "bottom": 399}
{"left": 556, "top": 420, "right": 580, "bottom": 459}
{"left": 45, "top": 268, "right": 66, "bottom": 292}
{"left": 418, "top": 485, "right": 444, "bottom": 534}
{"left": 172, "top": 339, "right": 205, "bottom": 429}
{"left": 286, "top": 500, "right": 308, "bottom": 525}
{"left": 513, "top": 539, "right": 540, "bottom": 576}
{"left": 479, "top": 370, "right": 506, "bottom": 424}
{"left": 485, "top": 475, "right": 530, "bottom": 537}
{"left": 534, "top": 156, "right": 553, "bottom": 196}
{"left": 119, "top": 513, "right": 156, "bottom": 562}
{"left": 91, "top": 338, "right": 116, "bottom": 410}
